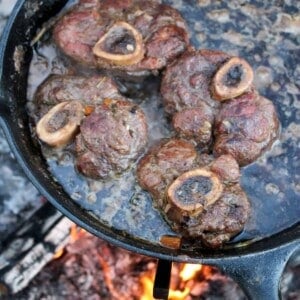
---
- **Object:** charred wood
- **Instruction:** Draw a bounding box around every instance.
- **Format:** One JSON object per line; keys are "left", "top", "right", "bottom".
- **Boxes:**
{"left": 0, "top": 202, "right": 73, "bottom": 295}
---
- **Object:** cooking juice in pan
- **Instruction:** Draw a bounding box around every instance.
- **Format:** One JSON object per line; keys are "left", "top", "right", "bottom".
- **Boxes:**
{"left": 27, "top": 0, "right": 300, "bottom": 248}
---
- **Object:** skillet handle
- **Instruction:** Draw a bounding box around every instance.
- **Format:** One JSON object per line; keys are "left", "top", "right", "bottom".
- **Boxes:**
{"left": 217, "top": 241, "right": 299, "bottom": 300}
{"left": 153, "top": 259, "right": 172, "bottom": 299}
{"left": 153, "top": 241, "right": 299, "bottom": 300}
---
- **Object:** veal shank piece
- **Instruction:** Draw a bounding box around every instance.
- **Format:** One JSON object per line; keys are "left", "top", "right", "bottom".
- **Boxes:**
{"left": 161, "top": 49, "right": 231, "bottom": 148}
{"left": 76, "top": 99, "right": 148, "bottom": 179}
{"left": 34, "top": 74, "right": 125, "bottom": 118}
{"left": 161, "top": 49, "right": 231, "bottom": 115}
{"left": 53, "top": 0, "right": 190, "bottom": 77}
{"left": 214, "top": 91, "right": 279, "bottom": 166}
{"left": 137, "top": 138, "right": 250, "bottom": 248}
{"left": 161, "top": 49, "right": 279, "bottom": 163}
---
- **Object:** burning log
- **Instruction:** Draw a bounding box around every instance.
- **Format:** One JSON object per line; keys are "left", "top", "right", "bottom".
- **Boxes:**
{"left": 15, "top": 228, "right": 155, "bottom": 299}
{"left": 0, "top": 202, "right": 73, "bottom": 295}
{"left": 9, "top": 226, "right": 299, "bottom": 300}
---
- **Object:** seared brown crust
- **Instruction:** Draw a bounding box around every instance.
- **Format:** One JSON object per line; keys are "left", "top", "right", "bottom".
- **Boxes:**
{"left": 161, "top": 49, "right": 279, "bottom": 164}
{"left": 161, "top": 49, "right": 230, "bottom": 115}
{"left": 53, "top": 0, "right": 189, "bottom": 76}
{"left": 34, "top": 75, "right": 124, "bottom": 117}
{"left": 161, "top": 49, "right": 230, "bottom": 150}
{"left": 214, "top": 91, "right": 279, "bottom": 166}
{"left": 76, "top": 99, "right": 148, "bottom": 179}
{"left": 181, "top": 184, "right": 250, "bottom": 248}
{"left": 172, "top": 106, "right": 214, "bottom": 149}
{"left": 210, "top": 154, "right": 240, "bottom": 183}
{"left": 137, "top": 139, "right": 250, "bottom": 248}
{"left": 137, "top": 138, "right": 198, "bottom": 205}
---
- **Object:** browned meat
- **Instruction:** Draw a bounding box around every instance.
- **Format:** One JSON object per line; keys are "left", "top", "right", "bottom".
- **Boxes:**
{"left": 160, "top": 49, "right": 230, "bottom": 149}
{"left": 34, "top": 74, "right": 147, "bottom": 179}
{"left": 172, "top": 105, "right": 214, "bottom": 150}
{"left": 161, "top": 49, "right": 230, "bottom": 115}
{"left": 161, "top": 49, "right": 279, "bottom": 163}
{"left": 76, "top": 99, "right": 148, "bottom": 179}
{"left": 137, "top": 138, "right": 250, "bottom": 248}
{"left": 34, "top": 74, "right": 124, "bottom": 117}
{"left": 183, "top": 184, "right": 250, "bottom": 248}
{"left": 214, "top": 91, "right": 279, "bottom": 166}
{"left": 53, "top": 0, "right": 189, "bottom": 77}
{"left": 137, "top": 138, "right": 198, "bottom": 206}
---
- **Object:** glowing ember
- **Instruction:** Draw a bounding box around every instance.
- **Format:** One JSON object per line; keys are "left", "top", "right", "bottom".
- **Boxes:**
{"left": 140, "top": 274, "right": 154, "bottom": 300}
{"left": 180, "top": 264, "right": 202, "bottom": 281}
{"left": 70, "top": 225, "right": 86, "bottom": 242}
{"left": 52, "top": 248, "right": 64, "bottom": 259}
{"left": 168, "top": 287, "right": 190, "bottom": 300}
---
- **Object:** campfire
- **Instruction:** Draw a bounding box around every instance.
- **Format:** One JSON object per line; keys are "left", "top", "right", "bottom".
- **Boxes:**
{"left": 48, "top": 225, "right": 246, "bottom": 300}
{"left": 13, "top": 225, "right": 247, "bottom": 300}
{"left": 0, "top": 202, "right": 299, "bottom": 299}
{"left": 141, "top": 264, "right": 203, "bottom": 300}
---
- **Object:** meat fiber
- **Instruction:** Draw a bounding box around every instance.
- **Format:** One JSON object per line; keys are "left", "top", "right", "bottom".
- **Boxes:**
{"left": 161, "top": 49, "right": 279, "bottom": 164}
{"left": 161, "top": 49, "right": 230, "bottom": 115}
{"left": 213, "top": 91, "right": 279, "bottom": 166}
{"left": 76, "top": 99, "right": 148, "bottom": 179}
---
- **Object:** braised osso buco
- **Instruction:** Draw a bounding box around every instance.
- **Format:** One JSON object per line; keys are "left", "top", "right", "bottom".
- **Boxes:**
{"left": 30, "top": 0, "right": 279, "bottom": 249}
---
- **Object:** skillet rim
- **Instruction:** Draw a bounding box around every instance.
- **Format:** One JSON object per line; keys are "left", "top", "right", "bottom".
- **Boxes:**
{"left": 0, "top": 0, "right": 299, "bottom": 264}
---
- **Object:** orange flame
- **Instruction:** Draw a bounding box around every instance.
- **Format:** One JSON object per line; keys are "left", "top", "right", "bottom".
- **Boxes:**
{"left": 140, "top": 263, "right": 202, "bottom": 300}
{"left": 53, "top": 247, "right": 64, "bottom": 259}
{"left": 168, "top": 287, "right": 190, "bottom": 300}
{"left": 179, "top": 264, "right": 202, "bottom": 281}
{"left": 140, "top": 274, "right": 154, "bottom": 300}
{"left": 70, "top": 225, "right": 86, "bottom": 242}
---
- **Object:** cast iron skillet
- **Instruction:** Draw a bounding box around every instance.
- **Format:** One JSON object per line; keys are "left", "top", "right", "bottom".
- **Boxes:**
{"left": 0, "top": 1, "right": 299, "bottom": 299}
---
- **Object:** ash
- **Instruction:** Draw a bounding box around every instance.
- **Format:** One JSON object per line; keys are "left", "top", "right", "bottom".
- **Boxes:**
{"left": 0, "top": 147, "right": 43, "bottom": 240}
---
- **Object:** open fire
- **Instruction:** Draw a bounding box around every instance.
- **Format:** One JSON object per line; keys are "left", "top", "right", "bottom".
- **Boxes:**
{"left": 141, "top": 264, "right": 203, "bottom": 300}
{"left": 9, "top": 225, "right": 246, "bottom": 299}
{"left": 0, "top": 220, "right": 298, "bottom": 299}
{"left": 59, "top": 227, "right": 246, "bottom": 300}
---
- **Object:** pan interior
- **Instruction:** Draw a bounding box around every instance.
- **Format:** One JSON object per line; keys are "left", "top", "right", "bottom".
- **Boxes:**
{"left": 9, "top": 0, "right": 300, "bottom": 252}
